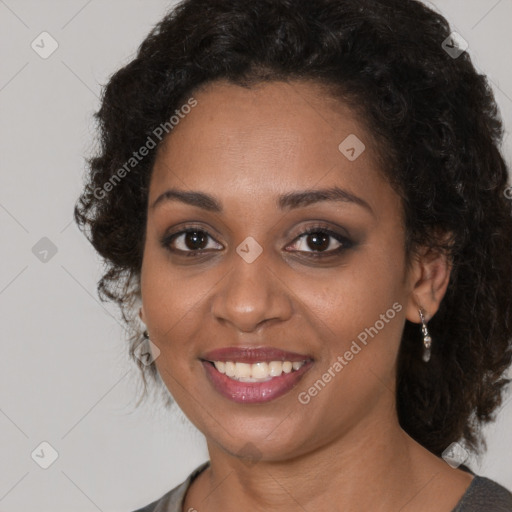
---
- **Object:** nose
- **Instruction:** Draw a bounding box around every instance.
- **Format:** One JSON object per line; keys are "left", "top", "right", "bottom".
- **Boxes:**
{"left": 210, "top": 252, "right": 293, "bottom": 333}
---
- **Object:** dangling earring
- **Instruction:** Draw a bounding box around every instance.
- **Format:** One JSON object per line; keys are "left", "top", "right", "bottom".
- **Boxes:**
{"left": 418, "top": 308, "right": 432, "bottom": 363}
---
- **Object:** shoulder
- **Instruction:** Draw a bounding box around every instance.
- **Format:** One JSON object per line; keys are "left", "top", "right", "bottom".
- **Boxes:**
{"left": 129, "top": 461, "right": 210, "bottom": 512}
{"left": 453, "top": 475, "right": 512, "bottom": 512}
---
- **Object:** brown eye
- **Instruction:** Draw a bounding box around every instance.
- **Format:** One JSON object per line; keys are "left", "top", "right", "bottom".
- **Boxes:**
{"left": 163, "top": 229, "right": 223, "bottom": 254}
{"left": 288, "top": 227, "right": 352, "bottom": 255}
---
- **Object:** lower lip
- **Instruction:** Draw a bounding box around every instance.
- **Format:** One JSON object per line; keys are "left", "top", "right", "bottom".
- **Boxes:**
{"left": 202, "top": 361, "right": 313, "bottom": 404}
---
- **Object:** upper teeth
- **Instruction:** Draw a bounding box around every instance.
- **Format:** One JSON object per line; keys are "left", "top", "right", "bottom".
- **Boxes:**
{"left": 213, "top": 361, "right": 306, "bottom": 381}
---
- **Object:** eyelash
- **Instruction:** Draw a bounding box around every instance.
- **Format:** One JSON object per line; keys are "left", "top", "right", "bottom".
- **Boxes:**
{"left": 161, "top": 224, "right": 354, "bottom": 259}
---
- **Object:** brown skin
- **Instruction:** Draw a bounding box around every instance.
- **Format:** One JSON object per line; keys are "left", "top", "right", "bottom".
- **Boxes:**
{"left": 139, "top": 80, "right": 473, "bottom": 511}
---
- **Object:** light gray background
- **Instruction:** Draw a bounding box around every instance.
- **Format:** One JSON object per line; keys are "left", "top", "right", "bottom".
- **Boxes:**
{"left": 1, "top": 1, "right": 511, "bottom": 511}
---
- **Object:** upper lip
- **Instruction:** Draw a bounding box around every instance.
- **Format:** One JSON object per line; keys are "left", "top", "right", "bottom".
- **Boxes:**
{"left": 201, "top": 346, "right": 313, "bottom": 363}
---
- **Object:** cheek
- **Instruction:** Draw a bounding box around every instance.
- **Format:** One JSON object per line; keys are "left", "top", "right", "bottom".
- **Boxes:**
{"left": 291, "top": 246, "right": 407, "bottom": 410}
{"left": 140, "top": 241, "right": 204, "bottom": 326}
{"left": 292, "top": 254, "right": 406, "bottom": 425}
{"left": 296, "top": 242, "right": 406, "bottom": 340}
{"left": 140, "top": 247, "right": 199, "bottom": 362}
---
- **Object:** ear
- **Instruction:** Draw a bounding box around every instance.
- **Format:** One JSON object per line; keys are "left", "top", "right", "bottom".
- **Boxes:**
{"left": 139, "top": 306, "right": 146, "bottom": 324}
{"left": 405, "top": 243, "right": 452, "bottom": 324}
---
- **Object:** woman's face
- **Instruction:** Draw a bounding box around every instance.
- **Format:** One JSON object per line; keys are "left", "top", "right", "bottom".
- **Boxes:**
{"left": 140, "top": 80, "right": 423, "bottom": 461}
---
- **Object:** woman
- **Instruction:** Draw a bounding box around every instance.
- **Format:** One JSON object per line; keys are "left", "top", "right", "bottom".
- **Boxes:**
{"left": 74, "top": 0, "right": 512, "bottom": 510}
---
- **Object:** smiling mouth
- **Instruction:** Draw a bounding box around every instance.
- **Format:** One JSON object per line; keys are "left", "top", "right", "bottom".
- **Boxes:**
{"left": 201, "top": 359, "right": 313, "bottom": 404}
{"left": 200, "top": 347, "right": 314, "bottom": 403}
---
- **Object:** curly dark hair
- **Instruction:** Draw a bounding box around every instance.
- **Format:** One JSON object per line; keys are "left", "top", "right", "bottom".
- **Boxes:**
{"left": 74, "top": 0, "right": 512, "bottom": 458}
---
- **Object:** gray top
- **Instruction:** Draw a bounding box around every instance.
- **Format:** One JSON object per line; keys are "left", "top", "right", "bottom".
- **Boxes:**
{"left": 131, "top": 462, "right": 512, "bottom": 512}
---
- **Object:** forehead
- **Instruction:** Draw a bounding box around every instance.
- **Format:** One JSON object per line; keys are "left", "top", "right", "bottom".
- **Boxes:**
{"left": 149, "top": 80, "right": 391, "bottom": 212}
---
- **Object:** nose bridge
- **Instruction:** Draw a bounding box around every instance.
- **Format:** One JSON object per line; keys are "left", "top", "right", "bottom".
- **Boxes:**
{"left": 211, "top": 244, "right": 292, "bottom": 332}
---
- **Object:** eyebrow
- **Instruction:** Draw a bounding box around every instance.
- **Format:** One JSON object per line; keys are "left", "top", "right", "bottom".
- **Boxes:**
{"left": 151, "top": 186, "right": 374, "bottom": 215}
